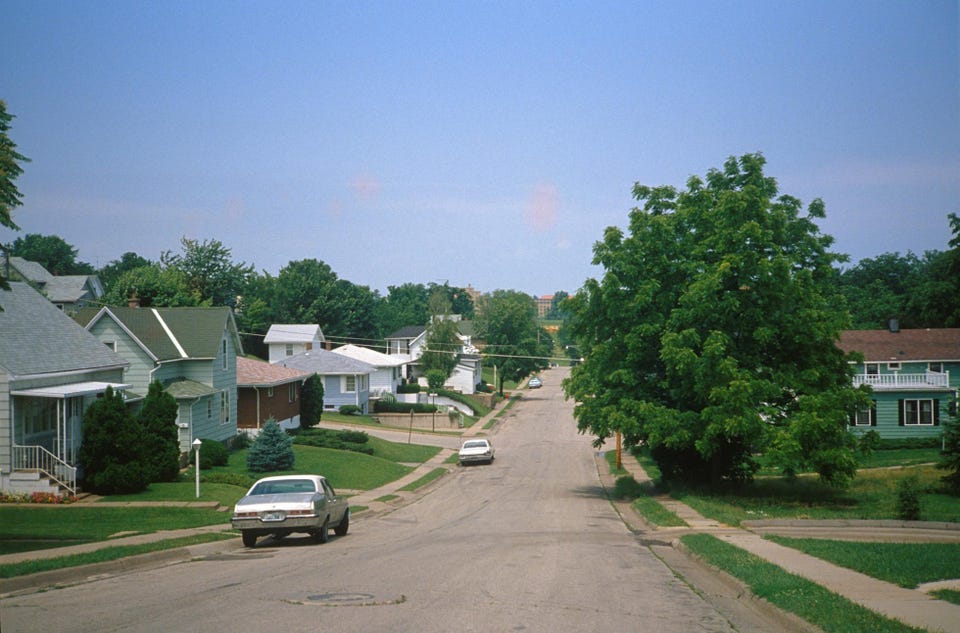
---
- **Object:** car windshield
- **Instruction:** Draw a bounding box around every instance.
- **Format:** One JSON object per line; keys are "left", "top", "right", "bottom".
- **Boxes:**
{"left": 249, "top": 479, "right": 317, "bottom": 495}
{"left": 463, "top": 441, "right": 488, "bottom": 449}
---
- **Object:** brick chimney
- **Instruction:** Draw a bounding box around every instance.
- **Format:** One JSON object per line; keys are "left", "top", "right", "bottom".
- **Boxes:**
{"left": 128, "top": 292, "right": 140, "bottom": 308}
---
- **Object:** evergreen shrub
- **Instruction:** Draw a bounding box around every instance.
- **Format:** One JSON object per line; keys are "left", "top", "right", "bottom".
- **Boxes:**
{"left": 247, "top": 420, "right": 295, "bottom": 472}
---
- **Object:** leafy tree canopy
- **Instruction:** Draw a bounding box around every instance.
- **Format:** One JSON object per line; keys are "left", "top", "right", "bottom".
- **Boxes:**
{"left": 98, "top": 252, "right": 154, "bottom": 291}
{"left": 0, "top": 100, "right": 28, "bottom": 233}
{"left": 10, "top": 233, "right": 94, "bottom": 275}
{"left": 161, "top": 236, "right": 254, "bottom": 308}
{"left": 476, "top": 289, "right": 550, "bottom": 393}
{"left": 563, "top": 153, "right": 868, "bottom": 487}
{"left": 420, "top": 292, "right": 461, "bottom": 378}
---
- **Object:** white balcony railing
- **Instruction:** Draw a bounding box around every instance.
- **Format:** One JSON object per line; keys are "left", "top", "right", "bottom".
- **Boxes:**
{"left": 853, "top": 371, "right": 950, "bottom": 390}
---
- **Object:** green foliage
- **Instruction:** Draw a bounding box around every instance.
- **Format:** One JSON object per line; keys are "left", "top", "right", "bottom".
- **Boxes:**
{"left": 160, "top": 237, "right": 254, "bottom": 309}
{"left": 421, "top": 305, "right": 461, "bottom": 378}
{"left": 79, "top": 387, "right": 151, "bottom": 495}
{"left": 397, "top": 382, "right": 421, "bottom": 394}
{"left": 98, "top": 252, "right": 153, "bottom": 291}
{"left": 475, "top": 289, "right": 550, "bottom": 393}
{"left": 246, "top": 420, "right": 295, "bottom": 472}
{"left": 232, "top": 432, "right": 252, "bottom": 450}
{"left": 425, "top": 369, "right": 446, "bottom": 391}
{"left": 895, "top": 475, "right": 922, "bottom": 520}
{"left": 194, "top": 439, "right": 228, "bottom": 470}
{"left": 563, "top": 153, "right": 865, "bottom": 487}
{"left": 292, "top": 428, "right": 374, "bottom": 455}
{"left": 299, "top": 373, "right": 324, "bottom": 428}
{"left": 101, "top": 263, "right": 200, "bottom": 307}
{"left": 338, "top": 404, "right": 362, "bottom": 415}
{"left": 938, "top": 413, "right": 960, "bottom": 493}
{"left": 0, "top": 100, "right": 29, "bottom": 234}
{"left": 138, "top": 381, "right": 180, "bottom": 482}
{"left": 199, "top": 471, "right": 254, "bottom": 488}
{"left": 373, "top": 400, "right": 436, "bottom": 414}
{"left": 10, "top": 234, "right": 94, "bottom": 275}
{"left": 613, "top": 475, "right": 646, "bottom": 499}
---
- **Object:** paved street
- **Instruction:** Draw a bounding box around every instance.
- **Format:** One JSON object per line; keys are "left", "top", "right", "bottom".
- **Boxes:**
{"left": 1, "top": 370, "right": 740, "bottom": 633}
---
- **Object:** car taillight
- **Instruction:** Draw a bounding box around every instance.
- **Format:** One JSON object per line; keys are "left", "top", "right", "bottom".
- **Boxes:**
{"left": 234, "top": 511, "right": 257, "bottom": 518}
{"left": 287, "top": 509, "right": 314, "bottom": 516}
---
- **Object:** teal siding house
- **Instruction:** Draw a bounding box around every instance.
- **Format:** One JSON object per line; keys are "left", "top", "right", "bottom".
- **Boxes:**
{"left": 77, "top": 304, "right": 243, "bottom": 452}
{"left": 838, "top": 326, "right": 960, "bottom": 440}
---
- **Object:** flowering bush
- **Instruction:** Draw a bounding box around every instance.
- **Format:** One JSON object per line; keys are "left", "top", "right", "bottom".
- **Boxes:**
{"left": 0, "top": 491, "right": 76, "bottom": 504}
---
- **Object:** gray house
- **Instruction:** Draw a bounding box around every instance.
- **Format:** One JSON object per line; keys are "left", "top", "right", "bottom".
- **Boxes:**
{"left": 0, "top": 283, "right": 128, "bottom": 495}
{"left": 5, "top": 256, "right": 104, "bottom": 313}
{"left": 76, "top": 304, "right": 243, "bottom": 452}
{"left": 276, "top": 349, "right": 374, "bottom": 414}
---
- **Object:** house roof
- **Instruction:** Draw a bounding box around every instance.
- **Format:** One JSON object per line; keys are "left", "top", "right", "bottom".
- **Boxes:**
{"left": 162, "top": 378, "right": 219, "bottom": 399}
{"left": 81, "top": 305, "right": 243, "bottom": 361}
{"left": 44, "top": 275, "right": 101, "bottom": 303}
{"left": 264, "top": 324, "right": 325, "bottom": 344}
{"left": 331, "top": 344, "right": 407, "bottom": 367}
{"left": 237, "top": 356, "right": 309, "bottom": 387}
{"left": 838, "top": 328, "right": 960, "bottom": 363}
{"left": 385, "top": 325, "right": 425, "bottom": 340}
{"left": 8, "top": 257, "right": 54, "bottom": 283}
{"left": 0, "top": 282, "right": 128, "bottom": 378}
{"left": 275, "top": 349, "right": 374, "bottom": 375}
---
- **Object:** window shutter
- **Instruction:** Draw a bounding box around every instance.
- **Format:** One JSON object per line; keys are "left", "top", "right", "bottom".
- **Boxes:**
{"left": 898, "top": 399, "right": 904, "bottom": 426}
{"left": 848, "top": 412, "right": 856, "bottom": 427}
{"left": 934, "top": 401, "right": 940, "bottom": 426}
{"left": 871, "top": 404, "right": 877, "bottom": 427}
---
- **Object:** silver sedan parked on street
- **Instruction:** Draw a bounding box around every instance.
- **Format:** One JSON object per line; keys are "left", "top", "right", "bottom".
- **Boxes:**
{"left": 232, "top": 474, "right": 349, "bottom": 548}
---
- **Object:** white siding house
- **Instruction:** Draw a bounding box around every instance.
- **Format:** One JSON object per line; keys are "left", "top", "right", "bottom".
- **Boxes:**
{"left": 264, "top": 324, "right": 325, "bottom": 363}
{"left": 330, "top": 344, "right": 407, "bottom": 397}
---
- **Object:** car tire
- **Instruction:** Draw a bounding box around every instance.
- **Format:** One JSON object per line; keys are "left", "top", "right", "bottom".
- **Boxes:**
{"left": 242, "top": 531, "right": 257, "bottom": 548}
{"left": 314, "top": 518, "right": 329, "bottom": 544}
{"left": 334, "top": 509, "right": 350, "bottom": 536}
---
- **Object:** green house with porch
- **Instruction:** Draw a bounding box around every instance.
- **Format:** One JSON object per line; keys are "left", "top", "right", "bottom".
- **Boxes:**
{"left": 838, "top": 326, "right": 959, "bottom": 440}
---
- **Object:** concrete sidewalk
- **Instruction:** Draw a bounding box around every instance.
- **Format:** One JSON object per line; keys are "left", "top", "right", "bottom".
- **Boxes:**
{"left": 612, "top": 452, "right": 960, "bottom": 633}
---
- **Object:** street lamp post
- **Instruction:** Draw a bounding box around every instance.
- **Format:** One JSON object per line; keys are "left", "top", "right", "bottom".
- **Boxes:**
{"left": 192, "top": 438, "right": 202, "bottom": 499}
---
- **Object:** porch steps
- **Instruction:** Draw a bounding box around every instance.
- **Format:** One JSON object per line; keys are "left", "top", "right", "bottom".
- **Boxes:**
{"left": 9, "top": 470, "right": 71, "bottom": 496}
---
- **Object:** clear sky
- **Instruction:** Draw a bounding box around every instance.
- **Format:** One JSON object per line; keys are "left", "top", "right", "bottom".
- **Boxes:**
{"left": 2, "top": 1, "right": 957, "bottom": 297}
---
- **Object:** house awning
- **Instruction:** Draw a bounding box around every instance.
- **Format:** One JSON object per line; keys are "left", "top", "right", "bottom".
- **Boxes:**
{"left": 11, "top": 381, "right": 131, "bottom": 399}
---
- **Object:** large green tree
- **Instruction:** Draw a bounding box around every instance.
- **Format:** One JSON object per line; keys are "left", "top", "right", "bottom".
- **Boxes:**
{"left": 98, "top": 252, "right": 153, "bottom": 292}
{"left": 10, "top": 233, "right": 94, "bottom": 275}
{"left": 375, "top": 283, "right": 431, "bottom": 337}
{"left": 563, "top": 153, "right": 868, "bottom": 487}
{"left": 420, "top": 292, "right": 461, "bottom": 379}
{"left": 78, "top": 387, "right": 150, "bottom": 494}
{"left": 476, "top": 289, "right": 550, "bottom": 393}
{"left": 0, "top": 100, "right": 28, "bottom": 236}
{"left": 161, "top": 237, "right": 253, "bottom": 308}
{"left": 101, "top": 262, "right": 199, "bottom": 307}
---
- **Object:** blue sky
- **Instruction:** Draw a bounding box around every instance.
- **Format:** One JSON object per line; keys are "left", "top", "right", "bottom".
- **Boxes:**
{"left": 2, "top": 1, "right": 957, "bottom": 297}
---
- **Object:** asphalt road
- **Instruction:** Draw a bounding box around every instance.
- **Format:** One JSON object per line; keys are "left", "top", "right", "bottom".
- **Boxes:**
{"left": 1, "top": 371, "right": 739, "bottom": 633}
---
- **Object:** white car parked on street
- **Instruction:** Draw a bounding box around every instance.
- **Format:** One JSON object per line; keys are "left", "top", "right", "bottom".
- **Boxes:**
{"left": 458, "top": 439, "right": 495, "bottom": 465}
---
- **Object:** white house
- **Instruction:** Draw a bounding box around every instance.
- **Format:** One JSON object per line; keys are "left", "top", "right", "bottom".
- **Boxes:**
{"left": 264, "top": 324, "right": 325, "bottom": 363}
{"left": 276, "top": 349, "right": 375, "bottom": 414}
{"left": 330, "top": 344, "right": 407, "bottom": 397}
{"left": 384, "top": 318, "right": 482, "bottom": 394}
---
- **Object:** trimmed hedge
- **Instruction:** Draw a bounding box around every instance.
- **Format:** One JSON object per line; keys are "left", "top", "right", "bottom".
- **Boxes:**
{"left": 291, "top": 428, "right": 374, "bottom": 455}
{"left": 397, "top": 383, "right": 421, "bottom": 394}
{"left": 373, "top": 400, "right": 437, "bottom": 414}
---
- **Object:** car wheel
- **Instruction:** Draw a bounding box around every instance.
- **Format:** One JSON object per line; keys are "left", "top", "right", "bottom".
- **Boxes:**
{"left": 314, "top": 518, "right": 329, "bottom": 544}
{"left": 334, "top": 509, "right": 350, "bottom": 536}
{"left": 241, "top": 531, "right": 257, "bottom": 548}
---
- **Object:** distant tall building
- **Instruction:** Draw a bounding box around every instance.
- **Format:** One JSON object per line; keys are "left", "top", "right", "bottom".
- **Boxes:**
{"left": 537, "top": 294, "right": 554, "bottom": 318}
{"left": 464, "top": 284, "right": 483, "bottom": 312}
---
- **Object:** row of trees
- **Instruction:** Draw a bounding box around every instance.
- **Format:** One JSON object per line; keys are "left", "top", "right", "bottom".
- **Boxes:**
{"left": 563, "top": 153, "right": 959, "bottom": 489}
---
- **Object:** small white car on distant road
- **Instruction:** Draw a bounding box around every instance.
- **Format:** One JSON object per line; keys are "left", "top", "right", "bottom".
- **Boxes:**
{"left": 458, "top": 439, "right": 495, "bottom": 465}
{"left": 528, "top": 376, "right": 542, "bottom": 388}
{"left": 231, "top": 474, "right": 349, "bottom": 548}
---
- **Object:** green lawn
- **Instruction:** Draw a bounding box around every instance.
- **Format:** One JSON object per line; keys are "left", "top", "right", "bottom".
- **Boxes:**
{"left": 766, "top": 537, "right": 960, "bottom": 588}
{"left": 682, "top": 533, "right": 927, "bottom": 633}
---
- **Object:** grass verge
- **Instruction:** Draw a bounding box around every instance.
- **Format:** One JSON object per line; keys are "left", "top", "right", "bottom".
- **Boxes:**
{"left": 932, "top": 589, "right": 960, "bottom": 605}
{"left": 632, "top": 496, "right": 687, "bottom": 527}
{"left": 766, "top": 537, "right": 960, "bottom": 588}
{"left": 681, "top": 533, "right": 926, "bottom": 633}
{"left": 398, "top": 468, "right": 446, "bottom": 492}
{"left": 0, "top": 532, "right": 234, "bottom": 579}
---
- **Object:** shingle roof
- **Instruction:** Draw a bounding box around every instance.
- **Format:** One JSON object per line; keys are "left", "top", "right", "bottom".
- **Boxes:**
{"left": 163, "top": 378, "right": 219, "bottom": 399}
{"left": 275, "top": 349, "right": 374, "bottom": 375}
{"left": 8, "top": 257, "right": 53, "bottom": 283}
{"left": 86, "top": 305, "right": 242, "bottom": 360}
{"left": 838, "top": 328, "right": 960, "bottom": 363}
{"left": 331, "top": 344, "right": 407, "bottom": 367}
{"left": 44, "top": 275, "right": 100, "bottom": 303}
{"left": 264, "top": 324, "right": 324, "bottom": 344}
{"left": 0, "top": 283, "right": 128, "bottom": 377}
{"left": 385, "top": 325, "right": 426, "bottom": 340}
{"left": 237, "top": 356, "right": 309, "bottom": 387}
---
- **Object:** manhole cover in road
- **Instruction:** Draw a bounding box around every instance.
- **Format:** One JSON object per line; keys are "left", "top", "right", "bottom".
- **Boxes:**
{"left": 287, "top": 593, "right": 407, "bottom": 607}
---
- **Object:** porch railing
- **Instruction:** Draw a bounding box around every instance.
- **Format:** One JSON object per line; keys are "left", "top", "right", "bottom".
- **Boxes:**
{"left": 853, "top": 371, "right": 950, "bottom": 390}
{"left": 11, "top": 444, "right": 77, "bottom": 495}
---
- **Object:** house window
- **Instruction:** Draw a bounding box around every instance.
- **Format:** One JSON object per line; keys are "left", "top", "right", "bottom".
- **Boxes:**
{"left": 929, "top": 362, "right": 944, "bottom": 373}
{"left": 267, "top": 387, "right": 274, "bottom": 398}
{"left": 853, "top": 402, "right": 876, "bottom": 427}
{"left": 220, "top": 390, "right": 230, "bottom": 424}
{"left": 207, "top": 399, "right": 212, "bottom": 419}
{"left": 901, "top": 399, "right": 935, "bottom": 426}
{"left": 343, "top": 375, "right": 356, "bottom": 393}
{"left": 104, "top": 340, "right": 117, "bottom": 352}
{"left": 289, "top": 383, "right": 296, "bottom": 402}
{"left": 865, "top": 363, "right": 879, "bottom": 376}
{"left": 887, "top": 362, "right": 901, "bottom": 371}
{"left": 285, "top": 344, "right": 294, "bottom": 357}
{"left": 222, "top": 338, "right": 228, "bottom": 370}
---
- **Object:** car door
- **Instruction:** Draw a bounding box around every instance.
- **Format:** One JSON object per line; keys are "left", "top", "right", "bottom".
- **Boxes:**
{"left": 321, "top": 479, "right": 346, "bottom": 523}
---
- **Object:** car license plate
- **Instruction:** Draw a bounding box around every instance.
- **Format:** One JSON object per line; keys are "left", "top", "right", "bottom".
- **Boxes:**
{"left": 263, "top": 512, "right": 284, "bottom": 522}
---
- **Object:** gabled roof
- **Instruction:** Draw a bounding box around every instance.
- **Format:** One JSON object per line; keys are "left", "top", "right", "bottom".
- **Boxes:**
{"left": 838, "top": 328, "right": 960, "bottom": 363}
{"left": 82, "top": 305, "right": 243, "bottom": 361}
{"left": 237, "top": 356, "right": 309, "bottom": 387}
{"left": 385, "top": 325, "right": 425, "bottom": 340}
{"left": 0, "top": 282, "right": 128, "bottom": 378}
{"left": 264, "top": 324, "right": 325, "bottom": 344}
{"left": 44, "top": 275, "right": 102, "bottom": 303}
{"left": 331, "top": 344, "right": 407, "bottom": 367}
{"left": 275, "top": 349, "right": 374, "bottom": 376}
{"left": 8, "top": 257, "right": 54, "bottom": 283}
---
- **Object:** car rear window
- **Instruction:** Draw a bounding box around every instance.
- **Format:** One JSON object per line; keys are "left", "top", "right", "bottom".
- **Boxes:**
{"left": 250, "top": 479, "right": 317, "bottom": 495}
{"left": 463, "top": 441, "right": 488, "bottom": 449}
